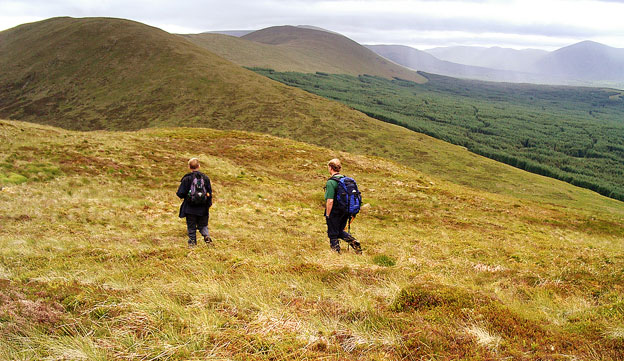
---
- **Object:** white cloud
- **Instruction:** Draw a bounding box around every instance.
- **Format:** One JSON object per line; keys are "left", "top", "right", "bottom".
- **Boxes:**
{"left": 0, "top": 15, "right": 45, "bottom": 30}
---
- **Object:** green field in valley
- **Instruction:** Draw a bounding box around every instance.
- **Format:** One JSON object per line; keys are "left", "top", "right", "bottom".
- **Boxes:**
{"left": 252, "top": 69, "right": 624, "bottom": 201}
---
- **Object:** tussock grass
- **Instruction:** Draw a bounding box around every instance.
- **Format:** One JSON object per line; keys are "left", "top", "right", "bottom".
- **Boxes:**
{"left": 465, "top": 323, "right": 502, "bottom": 351}
{"left": 606, "top": 327, "right": 624, "bottom": 340}
{"left": 1, "top": 120, "right": 623, "bottom": 359}
{"left": 372, "top": 255, "right": 396, "bottom": 267}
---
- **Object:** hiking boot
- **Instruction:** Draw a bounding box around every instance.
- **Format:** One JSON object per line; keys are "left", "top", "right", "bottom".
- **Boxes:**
{"left": 343, "top": 235, "right": 362, "bottom": 254}
{"left": 204, "top": 235, "right": 213, "bottom": 246}
{"left": 330, "top": 239, "right": 341, "bottom": 254}
{"left": 188, "top": 241, "right": 197, "bottom": 248}
{"left": 348, "top": 241, "right": 362, "bottom": 255}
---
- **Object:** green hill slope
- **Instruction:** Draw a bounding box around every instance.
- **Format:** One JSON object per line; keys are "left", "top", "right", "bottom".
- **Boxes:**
{"left": 1, "top": 120, "right": 622, "bottom": 360}
{"left": 181, "top": 32, "right": 355, "bottom": 74}
{"left": 183, "top": 26, "right": 426, "bottom": 83}
{"left": 0, "top": 17, "right": 382, "bottom": 132}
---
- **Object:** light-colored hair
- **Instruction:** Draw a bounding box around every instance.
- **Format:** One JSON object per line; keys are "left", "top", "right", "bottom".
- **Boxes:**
{"left": 328, "top": 158, "right": 341, "bottom": 172}
{"left": 188, "top": 158, "right": 200, "bottom": 170}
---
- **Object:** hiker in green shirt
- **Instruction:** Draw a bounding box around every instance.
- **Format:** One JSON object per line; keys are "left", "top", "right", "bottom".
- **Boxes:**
{"left": 324, "top": 158, "right": 362, "bottom": 254}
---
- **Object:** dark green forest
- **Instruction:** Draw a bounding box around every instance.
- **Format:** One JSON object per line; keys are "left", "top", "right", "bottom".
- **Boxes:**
{"left": 252, "top": 69, "right": 624, "bottom": 201}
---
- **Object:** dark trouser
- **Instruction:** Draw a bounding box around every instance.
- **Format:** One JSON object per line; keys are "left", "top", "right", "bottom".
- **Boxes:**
{"left": 326, "top": 210, "right": 353, "bottom": 241}
{"left": 186, "top": 214, "right": 209, "bottom": 243}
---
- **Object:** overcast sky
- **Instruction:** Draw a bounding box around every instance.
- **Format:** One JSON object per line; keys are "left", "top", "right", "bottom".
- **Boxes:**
{"left": 2, "top": 0, "right": 624, "bottom": 50}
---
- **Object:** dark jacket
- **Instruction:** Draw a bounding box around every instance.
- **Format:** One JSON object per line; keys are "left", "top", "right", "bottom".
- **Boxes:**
{"left": 176, "top": 171, "right": 212, "bottom": 218}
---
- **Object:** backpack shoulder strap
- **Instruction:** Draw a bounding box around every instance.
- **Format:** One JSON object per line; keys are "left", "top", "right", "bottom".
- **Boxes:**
{"left": 325, "top": 176, "right": 341, "bottom": 194}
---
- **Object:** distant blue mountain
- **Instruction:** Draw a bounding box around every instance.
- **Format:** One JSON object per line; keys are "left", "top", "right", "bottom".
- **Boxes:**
{"left": 368, "top": 42, "right": 624, "bottom": 87}
{"left": 366, "top": 44, "right": 563, "bottom": 84}
{"left": 534, "top": 41, "right": 624, "bottom": 81}
{"left": 204, "top": 30, "right": 255, "bottom": 37}
{"left": 425, "top": 46, "right": 547, "bottom": 72}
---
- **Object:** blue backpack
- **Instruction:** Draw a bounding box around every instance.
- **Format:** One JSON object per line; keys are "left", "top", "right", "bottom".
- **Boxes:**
{"left": 330, "top": 176, "right": 362, "bottom": 216}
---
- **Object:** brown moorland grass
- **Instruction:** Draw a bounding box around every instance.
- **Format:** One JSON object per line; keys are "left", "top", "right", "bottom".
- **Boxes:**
{"left": 1, "top": 120, "right": 622, "bottom": 360}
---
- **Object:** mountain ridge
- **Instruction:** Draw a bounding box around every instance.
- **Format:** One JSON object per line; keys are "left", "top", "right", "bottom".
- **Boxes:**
{"left": 425, "top": 45, "right": 547, "bottom": 72}
{"left": 368, "top": 41, "right": 624, "bottom": 86}
{"left": 186, "top": 25, "right": 426, "bottom": 83}
{"left": 365, "top": 44, "right": 554, "bottom": 83}
{"left": 197, "top": 24, "right": 623, "bottom": 86}
{"left": 423, "top": 42, "right": 624, "bottom": 85}
{"left": 1, "top": 17, "right": 404, "bottom": 133}
{"left": 534, "top": 41, "right": 624, "bottom": 81}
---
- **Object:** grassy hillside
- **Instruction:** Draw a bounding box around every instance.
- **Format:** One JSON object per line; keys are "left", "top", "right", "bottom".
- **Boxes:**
{"left": 0, "top": 17, "right": 399, "bottom": 132}
{"left": 252, "top": 69, "right": 624, "bottom": 201}
{"left": 1, "top": 120, "right": 623, "bottom": 360}
{"left": 183, "top": 26, "right": 426, "bottom": 83}
{"left": 181, "top": 33, "right": 362, "bottom": 76}
{"left": 181, "top": 33, "right": 323, "bottom": 71}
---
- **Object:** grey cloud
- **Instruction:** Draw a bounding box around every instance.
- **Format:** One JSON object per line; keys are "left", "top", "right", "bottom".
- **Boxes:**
{"left": 0, "top": 0, "right": 611, "bottom": 39}
{"left": 266, "top": 13, "right": 609, "bottom": 38}
{"left": 148, "top": 1, "right": 617, "bottom": 40}
{"left": 364, "top": 32, "right": 570, "bottom": 50}
{"left": 1, "top": 0, "right": 623, "bottom": 48}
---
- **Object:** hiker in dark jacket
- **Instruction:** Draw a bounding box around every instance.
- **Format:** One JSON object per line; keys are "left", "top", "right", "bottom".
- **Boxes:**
{"left": 176, "top": 158, "right": 213, "bottom": 248}
{"left": 324, "top": 158, "right": 362, "bottom": 254}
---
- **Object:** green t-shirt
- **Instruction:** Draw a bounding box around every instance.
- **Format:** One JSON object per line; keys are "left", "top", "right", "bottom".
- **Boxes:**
{"left": 324, "top": 174, "right": 344, "bottom": 200}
